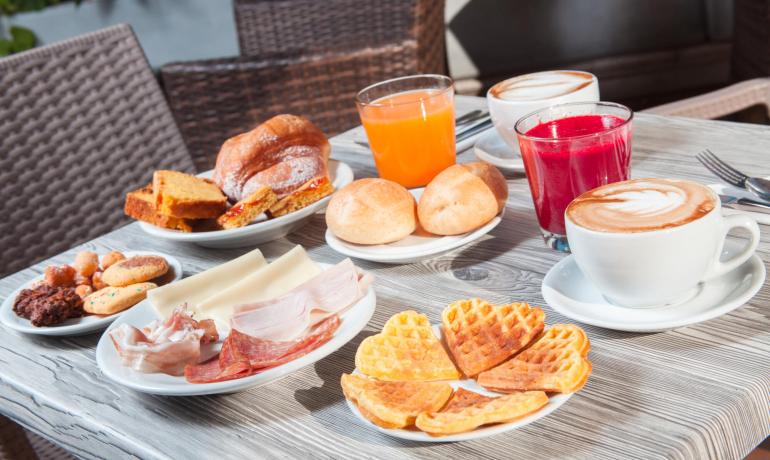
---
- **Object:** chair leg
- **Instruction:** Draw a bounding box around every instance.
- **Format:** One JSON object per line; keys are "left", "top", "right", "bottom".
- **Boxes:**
{"left": 0, "top": 415, "right": 37, "bottom": 460}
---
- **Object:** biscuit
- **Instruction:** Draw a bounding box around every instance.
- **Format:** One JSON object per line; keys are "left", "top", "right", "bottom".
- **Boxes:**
{"left": 102, "top": 255, "right": 169, "bottom": 287}
{"left": 83, "top": 282, "right": 156, "bottom": 315}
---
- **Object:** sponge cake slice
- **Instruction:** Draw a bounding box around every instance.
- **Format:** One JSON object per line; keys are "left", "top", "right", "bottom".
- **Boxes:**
{"left": 153, "top": 170, "right": 227, "bottom": 219}
{"left": 124, "top": 185, "right": 193, "bottom": 232}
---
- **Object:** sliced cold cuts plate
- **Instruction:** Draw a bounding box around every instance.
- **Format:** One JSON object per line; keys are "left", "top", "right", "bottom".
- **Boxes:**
{"left": 95, "top": 263, "right": 376, "bottom": 396}
{"left": 0, "top": 251, "right": 182, "bottom": 337}
{"left": 138, "top": 160, "right": 354, "bottom": 249}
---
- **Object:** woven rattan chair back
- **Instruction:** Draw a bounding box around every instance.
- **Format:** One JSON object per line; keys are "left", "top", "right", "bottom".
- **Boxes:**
{"left": 0, "top": 24, "right": 194, "bottom": 278}
{"left": 234, "top": 0, "right": 446, "bottom": 75}
{"left": 162, "top": 44, "right": 424, "bottom": 171}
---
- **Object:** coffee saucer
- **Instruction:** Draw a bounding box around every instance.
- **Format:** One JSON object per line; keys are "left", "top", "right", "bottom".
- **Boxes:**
{"left": 541, "top": 239, "right": 765, "bottom": 332}
{"left": 473, "top": 129, "right": 525, "bottom": 172}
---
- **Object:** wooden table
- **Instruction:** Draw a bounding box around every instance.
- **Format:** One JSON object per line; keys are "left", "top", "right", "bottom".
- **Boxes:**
{"left": 1, "top": 96, "right": 768, "bottom": 460}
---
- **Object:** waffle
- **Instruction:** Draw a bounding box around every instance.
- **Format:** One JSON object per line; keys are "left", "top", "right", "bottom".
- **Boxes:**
{"left": 341, "top": 374, "right": 453, "bottom": 429}
{"left": 476, "top": 324, "right": 592, "bottom": 393}
{"left": 355, "top": 310, "right": 461, "bottom": 381}
{"left": 415, "top": 388, "right": 548, "bottom": 435}
{"left": 441, "top": 299, "right": 545, "bottom": 377}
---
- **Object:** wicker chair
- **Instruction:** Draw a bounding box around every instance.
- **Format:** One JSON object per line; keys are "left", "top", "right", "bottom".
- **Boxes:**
{"left": 0, "top": 23, "right": 194, "bottom": 279}
{"left": 0, "top": 415, "right": 35, "bottom": 460}
{"left": 162, "top": 0, "right": 446, "bottom": 172}
{"left": 643, "top": 78, "right": 770, "bottom": 119}
{"left": 233, "top": 0, "right": 446, "bottom": 73}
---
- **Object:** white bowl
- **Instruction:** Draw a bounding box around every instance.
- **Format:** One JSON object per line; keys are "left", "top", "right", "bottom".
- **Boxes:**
{"left": 325, "top": 188, "right": 503, "bottom": 264}
{"left": 95, "top": 263, "right": 376, "bottom": 396}
{"left": 0, "top": 251, "right": 183, "bottom": 337}
{"left": 139, "top": 160, "right": 354, "bottom": 249}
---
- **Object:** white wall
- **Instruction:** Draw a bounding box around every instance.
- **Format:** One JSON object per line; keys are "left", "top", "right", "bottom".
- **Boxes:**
{"left": 5, "top": 0, "right": 239, "bottom": 69}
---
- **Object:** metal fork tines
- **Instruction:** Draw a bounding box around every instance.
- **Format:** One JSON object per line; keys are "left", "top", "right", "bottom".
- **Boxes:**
{"left": 696, "top": 149, "right": 749, "bottom": 188}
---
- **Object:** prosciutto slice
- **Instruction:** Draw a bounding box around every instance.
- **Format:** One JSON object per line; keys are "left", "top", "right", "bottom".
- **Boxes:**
{"left": 110, "top": 306, "right": 218, "bottom": 376}
{"left": 185, "top": 314, "right": 340, "bottom": 384}
{"left": 230, "top": 258, "right": 371, "bottom": 341}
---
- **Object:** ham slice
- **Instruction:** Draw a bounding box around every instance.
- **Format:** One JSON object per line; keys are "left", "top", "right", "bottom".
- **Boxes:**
{"left": 110, "top": 306, "right": 218, "bottom": 376}
{"left": 230, "top": 258, "right": 371, "bottom": 341}
{"left": 185, "top": 314, "right": 340, "bottom": 384}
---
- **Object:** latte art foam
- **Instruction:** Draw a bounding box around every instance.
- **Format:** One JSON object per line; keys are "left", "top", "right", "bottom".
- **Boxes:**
{"left": 490, "top": 71, "right": 594, "bottom": 102}
{"left": 566, "top": 178, "right": 716, "bottom": 233}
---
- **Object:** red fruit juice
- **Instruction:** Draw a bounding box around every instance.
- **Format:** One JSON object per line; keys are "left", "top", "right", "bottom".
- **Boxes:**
{"left": 518, "top": 114, "right": 632, "bottom": 235}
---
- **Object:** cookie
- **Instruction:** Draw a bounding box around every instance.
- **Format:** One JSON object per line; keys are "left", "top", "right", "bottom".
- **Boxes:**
{"left": 83, "top": 282, "right": 157, "bottom": 315}
{"left": 101, "top": 251, "right": 126, "bottom": 270}
{"left": 102, "top": 255, "right": 169, "bottom": 287}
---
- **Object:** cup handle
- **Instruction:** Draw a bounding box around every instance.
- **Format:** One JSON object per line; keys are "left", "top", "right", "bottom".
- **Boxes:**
{"left": 703, "top": 213, "right": 760, "bottom": 281}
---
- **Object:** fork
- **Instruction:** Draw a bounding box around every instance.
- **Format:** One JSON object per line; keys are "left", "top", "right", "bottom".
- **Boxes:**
{"left": 696, "top": 149, "right": 770, "bottom": 201}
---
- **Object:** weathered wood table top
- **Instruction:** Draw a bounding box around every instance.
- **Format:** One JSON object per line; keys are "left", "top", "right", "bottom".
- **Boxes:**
{"left": 1, "top": 96, "right": 768, "bottom": 460}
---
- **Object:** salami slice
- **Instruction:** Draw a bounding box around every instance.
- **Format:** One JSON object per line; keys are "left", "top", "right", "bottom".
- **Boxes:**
{"left": 185, "top": 315, "right": 340, "bottom": 384}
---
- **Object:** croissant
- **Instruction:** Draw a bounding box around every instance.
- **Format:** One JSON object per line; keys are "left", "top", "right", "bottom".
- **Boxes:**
{"left": 213, "top": 114, "right": 331, "bottom": 202}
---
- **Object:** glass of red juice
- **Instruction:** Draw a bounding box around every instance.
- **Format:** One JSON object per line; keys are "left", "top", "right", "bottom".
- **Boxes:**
{"left": 514, "top": 101, "right": 633, "bottom": 252}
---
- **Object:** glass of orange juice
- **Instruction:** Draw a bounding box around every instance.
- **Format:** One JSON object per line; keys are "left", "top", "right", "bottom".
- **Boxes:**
{"left": 356, "top": 75, "right": 456, "bottom": 188}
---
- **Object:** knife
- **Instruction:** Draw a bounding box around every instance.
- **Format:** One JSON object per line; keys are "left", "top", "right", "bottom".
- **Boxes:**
{"left": 455, "top": 118, "right": 493, "bottom": 144}
{"left": 719, "top": 194, "right": 770, "bottom": 214}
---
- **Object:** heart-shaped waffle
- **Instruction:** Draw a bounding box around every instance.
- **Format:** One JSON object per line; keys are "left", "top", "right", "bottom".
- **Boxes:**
{"left": 441, "top": 299, "right": 545, "bottom": 377}
{"left": 476, "top": 323, "right": 592, "bottom": 393}
{"left": 341, "top": 373, "right": 453, "bottom": 429}
{"left": 415, "top": 388, "right": 548, "bottom": 435}
{"left": 355, "top": 310, "right": 461, "bottom": 381}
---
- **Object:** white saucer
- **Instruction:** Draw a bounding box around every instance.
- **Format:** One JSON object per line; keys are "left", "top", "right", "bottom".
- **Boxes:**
{"left": 0, "top": 251, "right": 183, "bottom": 337}
{"left": 473, "top": 129, "right": 525, "bottom": 172}
{"left": 541, "top": 239, "right": 765, "bottom": 332}
{"left": 139, "top": 159, "right": 354, "bottom": 249}
{"left": 325, "top": 188, "right": 503, "bottom": 264}
{"left": 344, "top": 325, "right": 573, "bottom": 442}
{"left": 96, "top": 263, "right": 376, "bottom": 396}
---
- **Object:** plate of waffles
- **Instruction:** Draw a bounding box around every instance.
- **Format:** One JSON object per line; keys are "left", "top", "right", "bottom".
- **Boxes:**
{"left": 341, "top": 300, "right": 592, "bottom": 442}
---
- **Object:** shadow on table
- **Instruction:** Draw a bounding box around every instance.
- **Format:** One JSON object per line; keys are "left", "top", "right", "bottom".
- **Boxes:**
{"left": 293, "top": 330, "right": 375, "bottom": 413}
{"left": 446, "top": 204, "right": 540, "bottom": 273}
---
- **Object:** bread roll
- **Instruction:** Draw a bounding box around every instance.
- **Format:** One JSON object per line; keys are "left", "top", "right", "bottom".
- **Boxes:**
{"left": 418, "top": 162, "right": 507, "bottom": 235}
{"left": 326, "top": 179, "right": 416, "bottom": 244}
{"left": 212, "top": 114, "right": 330, "bottom": 202}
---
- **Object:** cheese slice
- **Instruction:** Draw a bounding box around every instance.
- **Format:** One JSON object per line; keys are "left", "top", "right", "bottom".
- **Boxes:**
{"left": 194, "top": 245, "right": 322, "bottom": 325}
{"left": 148, "top": 248, "right": 267, "bottom": 319}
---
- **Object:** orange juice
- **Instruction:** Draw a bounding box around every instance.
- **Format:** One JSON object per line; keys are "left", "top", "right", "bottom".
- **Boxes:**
{"left": 358, "top": 89, "right": 455, "bottom": 188}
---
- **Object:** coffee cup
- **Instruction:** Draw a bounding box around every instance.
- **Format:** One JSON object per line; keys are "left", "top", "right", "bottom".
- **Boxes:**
{"left": 565, "top": 178, "right": 760, "bottom": 308}
{"left": 487, "top": 70, "right": 599, "bottom": 150}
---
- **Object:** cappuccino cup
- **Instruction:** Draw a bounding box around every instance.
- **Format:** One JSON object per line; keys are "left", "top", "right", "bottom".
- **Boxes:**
{"left": 565, "top": 178, "right": 760, "bottom": 308}
{"left": 487, "top": 70, "right": 599, "bottom": 150}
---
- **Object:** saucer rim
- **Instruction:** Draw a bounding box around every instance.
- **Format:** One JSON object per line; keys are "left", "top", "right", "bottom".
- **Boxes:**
{"left": 541, "top": 244, "right": 765, "bottom": 332}
{"left": 473, "top": 129, "right": 526, "bottom": 172}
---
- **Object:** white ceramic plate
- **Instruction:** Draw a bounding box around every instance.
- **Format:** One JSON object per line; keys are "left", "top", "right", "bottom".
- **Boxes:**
{"left": 474, "top": 129, "right": 525, "bottom": 172}
{"left": 139, "top": 160, "right": 354, "bottom": 249}
{"left": 0, "top": 251, "right": 183, "bottom": 337}
{"left": 541, "top": 239, "right": 765, "bottom": 332}
{"left": 96, "top": 263, "right": 376, "bottom": 396}
{"left": 325, "top": 188, "right": 504, "bottom": 264}
{"left": 345, "top": 325, "right": 573, "bottom": 442}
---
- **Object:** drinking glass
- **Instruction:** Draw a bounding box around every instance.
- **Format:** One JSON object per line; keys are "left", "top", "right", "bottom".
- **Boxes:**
{"left": 515, "top": 101, "right": 633, "bottom": 252}
{"left": 356, "top": 75, "right": 456, "bottom": 188}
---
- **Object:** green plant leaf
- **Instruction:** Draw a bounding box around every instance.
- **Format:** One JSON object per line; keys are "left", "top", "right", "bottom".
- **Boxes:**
{"left": 0, "top": 39, "right": 12, "bottom": 57}
{"left": 9, "top": 25, "right": 36, "bottom": 52}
